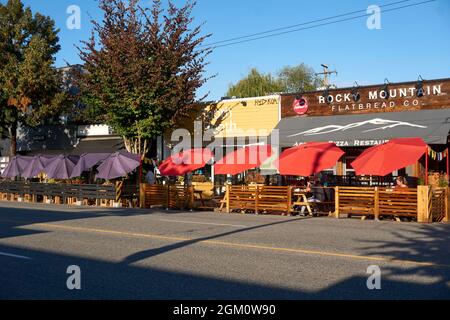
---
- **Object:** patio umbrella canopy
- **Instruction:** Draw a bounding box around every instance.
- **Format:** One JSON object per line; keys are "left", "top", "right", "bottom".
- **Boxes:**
{"left": 21, "top": 155, "right": 55, "bottom": 179}
{"left": 44, "top": 155, "right": 80, "bottom": 179}
{"left": 159, "top": 148, "right": 213, "bottom": 176}
{"left": 275, "top": 142, "right": 345, "bottom": 176}
{"left": 351, "top": 137, "right": 427, "bottom": 176}
{"left": 1, "top": 156, "right": 32, "bottom": 178}
{"left": 96, "top": 151, "right": 141, "bottom": 180}
{"left": 70, "top": 153, "right": 110, "bottom": 178}
{"left": 214, "top": 145, "right": 273, "bottom": 175}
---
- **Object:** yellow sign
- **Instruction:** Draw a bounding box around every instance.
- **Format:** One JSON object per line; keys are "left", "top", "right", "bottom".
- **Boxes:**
{"left": 204, "top": 95, "right": 280, "bottom": 138}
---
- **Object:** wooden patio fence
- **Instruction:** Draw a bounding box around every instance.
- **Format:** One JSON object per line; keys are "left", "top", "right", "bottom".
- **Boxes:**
{"left": 220, "top": 185, "right": 449, "bottom": 223}
{"left": 140, "top": 184, "right": 194, "bottom": 210}
{"left": 0, "top": 181, "right": 137, "bottom": 207}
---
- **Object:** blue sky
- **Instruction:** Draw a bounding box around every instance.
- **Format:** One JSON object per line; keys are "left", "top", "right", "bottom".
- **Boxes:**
{"left": 16, "top": 0, "right": 450, "bottom": 100}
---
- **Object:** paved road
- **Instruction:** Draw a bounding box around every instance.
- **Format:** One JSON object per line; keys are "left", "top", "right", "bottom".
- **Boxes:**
{"left": 0, "top": 201, "right": 449, "bottom": 299}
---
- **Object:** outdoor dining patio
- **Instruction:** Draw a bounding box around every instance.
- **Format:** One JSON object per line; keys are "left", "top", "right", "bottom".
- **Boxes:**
{"left": 1, "top": 138, "right": 449, "bottom": 223}
{"left": 138, "top": 138, "right": 449, "bottom": 223}
{"left": 0, "top": 150, "right": 141, "bottom": 207}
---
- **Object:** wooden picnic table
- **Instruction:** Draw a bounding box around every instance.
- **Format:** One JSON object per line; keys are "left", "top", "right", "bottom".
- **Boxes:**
{"left": 291, "top": 189, "right": 313, "bottom": 215}
{"left": 193, "top": 190, "right": 206, "bottom": 207}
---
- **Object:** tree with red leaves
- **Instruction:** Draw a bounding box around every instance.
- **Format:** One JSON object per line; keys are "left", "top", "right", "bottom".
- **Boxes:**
{"left": 76, "top": 0, "right": 212, "bottom": 158}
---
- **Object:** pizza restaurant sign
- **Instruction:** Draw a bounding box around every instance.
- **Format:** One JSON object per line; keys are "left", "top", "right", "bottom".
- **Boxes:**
{"left": 294, "top": 139, "right": 390, "bottom": 148}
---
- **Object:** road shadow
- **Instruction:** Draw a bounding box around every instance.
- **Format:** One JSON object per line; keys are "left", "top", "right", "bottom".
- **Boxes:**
{"left": 357, "top": 223, "right": 450, "bottom": 297}
{"left": 120, "top": 217, "right": 311, "bottom": 265}
{"left": 0, "top": 202, "right": 185, "bottom": 240}
{"left": 1, "top": 243, "right": 449, "bottom": 299}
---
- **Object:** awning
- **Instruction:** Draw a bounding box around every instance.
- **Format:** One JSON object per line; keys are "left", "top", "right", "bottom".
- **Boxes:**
{"left": 72, "top": 136, "right": 124, "bottom": 155}
{"left": 275, "top": 109, "right": 450, "bottom": 147}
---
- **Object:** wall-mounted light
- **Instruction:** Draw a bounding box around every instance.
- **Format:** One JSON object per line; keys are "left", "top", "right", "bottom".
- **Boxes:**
{"left": 416, "top": 75, "right": 424, "bottom": 98}
{"left": 380, "top": 78, "right": 390, "bottom": 99}
{"left": 351, "top": 81, "right": 361, "bottom": 102}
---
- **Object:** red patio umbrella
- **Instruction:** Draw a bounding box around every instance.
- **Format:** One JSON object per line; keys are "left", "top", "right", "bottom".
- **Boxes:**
{"left": 351, "top": 137, "right": 427, "bottom": 177}
{"left": 275, "top": 142, "right": 345, "bottom": 176}
{"left": 158, "top": 148, "right": 213, "bottom": 176}
{"left": 214, "top": 145, "right": 273, "bottom": 175}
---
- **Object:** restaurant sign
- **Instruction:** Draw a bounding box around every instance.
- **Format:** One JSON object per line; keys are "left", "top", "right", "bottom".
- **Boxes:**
{"left": 281, "top": 78, "right": 450, "bottom": 118}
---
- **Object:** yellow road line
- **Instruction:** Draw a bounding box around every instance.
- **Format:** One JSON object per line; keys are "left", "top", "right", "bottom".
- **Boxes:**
{"left": 14, "top": 222, "right": 447, "bottom": 268}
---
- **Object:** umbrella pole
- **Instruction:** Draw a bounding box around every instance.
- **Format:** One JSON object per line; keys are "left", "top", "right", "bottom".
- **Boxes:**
{"left": 139, "top": 157, "right": 143, "bottom": 184}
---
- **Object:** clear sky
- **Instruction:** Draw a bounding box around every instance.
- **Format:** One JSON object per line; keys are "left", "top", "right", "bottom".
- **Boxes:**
{"left": 16, "top": 0, "right": 450, "bottom": 100}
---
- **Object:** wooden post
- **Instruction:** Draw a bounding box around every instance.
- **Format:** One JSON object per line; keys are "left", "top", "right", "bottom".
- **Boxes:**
{"left": 445, "top": 187, "right": 450, "bottom": 223}
{"left": 255, "top": 185, "right": 259, "bottom": 214}
{"left": 166, "top": 184, "right": 170, "bottom": 209}
{"left": 115, "top": 181, "right": 123, "bottom": 203}
{"left": 334, "top": 186, "right": 340, "bottom": 218}
{"left": 139, "top": 183, "right": 146, "bottom": 208}
{"left": 425, "top": 147, "right": 429, "bottom": 186}
{"left": 417, "top": 185, "right": 432, "bottom": 223}
{"left": 226, "top": 184, "right": 230, "bottom": 213}
{"left": 189, "top": 186, "right": 194, "bottom": 210}
{"left": 287, "top": 186, "right": 292, "bottom": 216}
{"left": 374, "top": 187, "right": 380, "bottom": 220}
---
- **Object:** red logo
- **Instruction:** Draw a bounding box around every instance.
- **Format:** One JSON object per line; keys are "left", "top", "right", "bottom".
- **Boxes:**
{"left": 293, "top": 97, "right": 308, "bottom": 115}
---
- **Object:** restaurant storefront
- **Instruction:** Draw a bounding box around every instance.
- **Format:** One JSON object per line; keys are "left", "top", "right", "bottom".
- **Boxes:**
{"left": 200, "top": 95, "right": 281, "bottom": 183}
{"left": 276, "top": 78, "right": 450, "bottom": 182}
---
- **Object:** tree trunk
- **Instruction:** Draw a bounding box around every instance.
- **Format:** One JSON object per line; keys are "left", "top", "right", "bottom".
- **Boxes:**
{"left": 122, "top": 136, "right": 150, "bottom": 160}
{"left": 8, "top": 125, "right": 17, "bottom": 156}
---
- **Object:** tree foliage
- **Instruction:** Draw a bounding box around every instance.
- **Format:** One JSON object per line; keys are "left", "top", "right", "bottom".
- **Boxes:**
{"left": 227, "top": 68, "right": 283, "bottom": 98}
{"left": 278, "top": 63, "right": 323, "bottom": 93}
{"left": 226, "top": 64, "right": 323, "bottom": 98}
{"left": 76, "top": 0, "right": 212, "bottom": 157}
{"left": 0, "top": 0, "right": 65, "bottom": 156}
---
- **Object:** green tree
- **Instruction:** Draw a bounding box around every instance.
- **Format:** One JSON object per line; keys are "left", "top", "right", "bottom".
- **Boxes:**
{"left": 226, "top": 64, "right": 323, "bottom": 98}
{"left": 0, "top": 0, "right": 65, "bottom": 156}
{"left": 226, "top": 68, "right": 283, "bottom": 98}
{"left": 278, "top": 63, "right": 323, "bottom": 93}
{"left": 76, "top": 0, "right": 212, "bottom": 157}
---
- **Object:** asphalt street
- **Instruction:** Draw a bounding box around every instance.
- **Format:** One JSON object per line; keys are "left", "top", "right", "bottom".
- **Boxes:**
{"left": 0, "top": 201, "right": 449, "bottom": 299}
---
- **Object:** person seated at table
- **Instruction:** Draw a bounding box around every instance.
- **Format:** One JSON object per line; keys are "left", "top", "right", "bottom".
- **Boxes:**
{"left": 145, "top": 166, "right": 156, "bottom": 185}
{"left": 300, "top": 177, "right": 325, "bottom": 216}
{"left": 394, "top": 176, "right": 408, "bottom": 188}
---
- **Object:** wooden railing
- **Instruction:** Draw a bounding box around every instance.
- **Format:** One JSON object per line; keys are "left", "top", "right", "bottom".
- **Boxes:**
{"left": 431, "top": 187, "right": 449, "bottom": 222}
{"left": 140, "top": 184, "right": 194, "bottom": 210}
{"left": 221, "top": 185, "right": 448, "bottom": 223}
{"left": 334, "top": 186, "right": 377, "bottom": 218}
{"left": 0, "top": 181, "right": 123, "bottom": 206}
{"left": 378, "top": 188, "right": 418, "bottom": 218}
{"left": 335, "top": 186, "right": 418, "bottom": 220}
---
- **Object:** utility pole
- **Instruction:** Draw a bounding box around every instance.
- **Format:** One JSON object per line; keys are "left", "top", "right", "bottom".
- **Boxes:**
{"left": 316, "top": 64, "right": 338, "bottom": 88}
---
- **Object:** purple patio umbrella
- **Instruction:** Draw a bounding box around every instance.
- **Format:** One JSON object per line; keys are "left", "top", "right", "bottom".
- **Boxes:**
{"left": 70, "top": 153, "right": 110, "bottom": 178}
{"left": 1, "top": 156, "right": 32, "bottom": 178}
{"left": 96, "top": 151, "right": 140, "bottom": 180}
{"left": 21, "top": 155, "right": 56, "bottom": 179}
{"left": 43, "top": 155, "right": 80, "bottom": 179}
